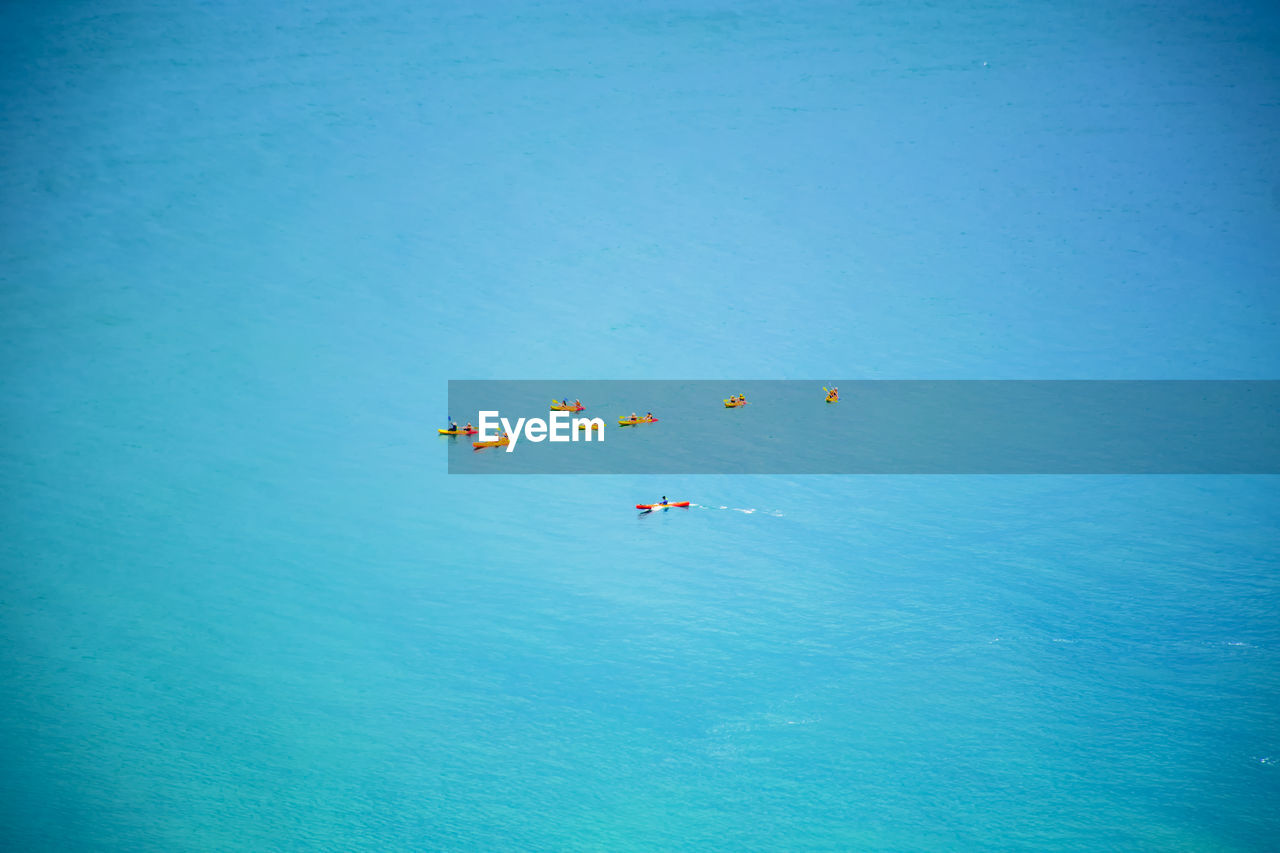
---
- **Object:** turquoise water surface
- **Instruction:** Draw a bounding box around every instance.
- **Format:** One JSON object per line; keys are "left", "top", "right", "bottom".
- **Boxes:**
{"left": 3, "top": 1, "right": 1279, "bottom": 850}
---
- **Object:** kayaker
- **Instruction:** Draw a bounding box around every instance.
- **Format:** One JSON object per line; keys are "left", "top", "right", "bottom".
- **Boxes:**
{"left": 630, "top": 412, "right": 638, "bottom": 420}
{"left": 449, "top": 421, "right": 458, "bottom": 431}
{"left": 463, "top": 422, "right": 473, "bottom": 431}
{"left": 661, "top": 496, "right": 668, "bottom": 505}
{"left": 645, "top": 412, "right": 654, "bottom": 420}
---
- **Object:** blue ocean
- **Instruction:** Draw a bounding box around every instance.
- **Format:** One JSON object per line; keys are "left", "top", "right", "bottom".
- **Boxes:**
{"left": 2, "top": 1, "right": 1278, "bottom": 849}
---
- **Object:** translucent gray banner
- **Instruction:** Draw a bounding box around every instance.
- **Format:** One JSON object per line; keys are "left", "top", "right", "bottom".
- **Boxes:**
{"left": 444, "top": 381, "right": 1279, "bottom": 474}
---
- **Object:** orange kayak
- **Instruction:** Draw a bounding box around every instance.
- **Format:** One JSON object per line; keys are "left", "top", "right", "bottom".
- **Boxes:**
{"left": 619, "top": 417, "right": 658, "bottom": 426}
{"left": 551, "top": 402, "right": 585, "bottom": 411}
{"left": 636, "top": 501, "right": 690, "bottom": 510}
{"left": 472, "top": 437, "right": 510, "bottom": 449}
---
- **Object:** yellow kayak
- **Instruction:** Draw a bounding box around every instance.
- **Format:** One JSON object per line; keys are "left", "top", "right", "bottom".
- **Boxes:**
{"left": 618, "top": 416, "right": 659, "bottom": 426}
{"left": 551, "top": 401, "right": 585, "bottom": 411}
{"left": 724, "top": 399, "right": 748, "bottom": 408}
{"left": 438, "top": 428, "right": 478, "bottom": 435}
{"left": 577, "top": 422, "right": 602, "bottom": 430}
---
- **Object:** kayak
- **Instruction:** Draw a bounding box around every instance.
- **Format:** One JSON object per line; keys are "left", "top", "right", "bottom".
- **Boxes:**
{"left": 551, "top": 402, "right": 585, "bottom": 412}
{"left": 577, "top": 422, "right": 602, "bottom": 430}
{"left": 619, "top": 416, "right": 658, "bottom": 426}
{"left": 636, "top": 501, "right": 690, "bottom": 510}
{"left": 826, "top": 396, "right": 838, "bottom": 403}
{"left": 724, "top": 399, "right": 748, "bottom": 408}
{"left": 439, "top": 428, "right": 478, "bottom": 435}
{"left": 472, "top": 437, "right": 510, "bottom": 449}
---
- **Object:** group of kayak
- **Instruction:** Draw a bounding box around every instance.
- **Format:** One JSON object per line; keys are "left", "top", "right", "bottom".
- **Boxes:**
{"left": 448, "top": 388, "right": 841, "bottom": 512}
{"left": 449, "top": 386, "right": 841, "bottom": 454}
{"left": 552, "top": 400, "right": 660, "bottom": 426}
{"left": 725, "top": 387, "right": 837, "bottom": 406}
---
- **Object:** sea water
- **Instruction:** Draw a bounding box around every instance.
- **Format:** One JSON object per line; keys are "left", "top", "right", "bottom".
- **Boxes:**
{"left": 2, "top": 0, "right": 1278, "bottom": 850}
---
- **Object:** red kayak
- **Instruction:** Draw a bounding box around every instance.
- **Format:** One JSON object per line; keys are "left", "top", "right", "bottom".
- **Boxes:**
{"left": 636, "top": 502, "right": 690, "bottom": 509}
